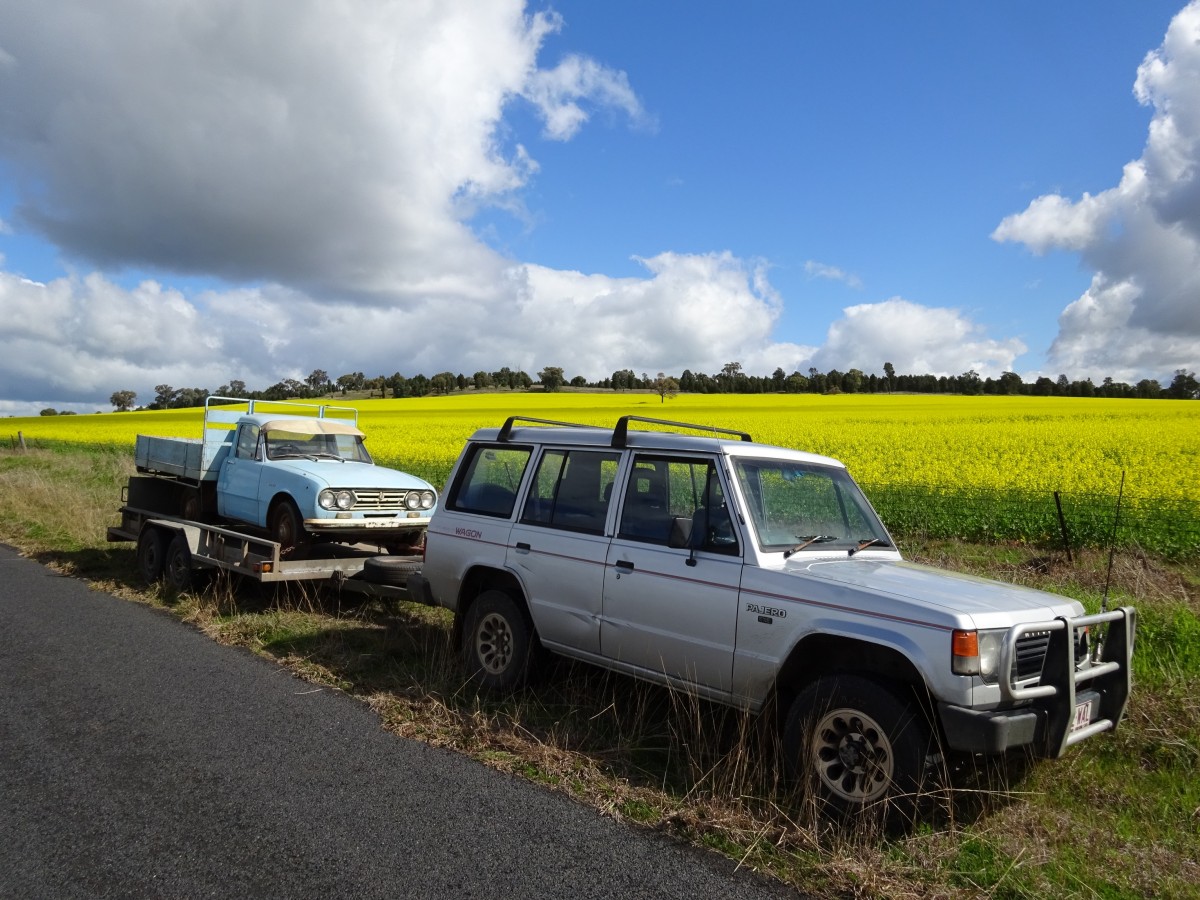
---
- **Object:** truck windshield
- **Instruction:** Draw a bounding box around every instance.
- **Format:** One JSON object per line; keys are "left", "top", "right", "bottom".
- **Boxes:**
{"left": 265, "top": 429, "right": 373, "bottom": 463}
{"left": 733, "top": 459, "right": 890, "bottom": 553}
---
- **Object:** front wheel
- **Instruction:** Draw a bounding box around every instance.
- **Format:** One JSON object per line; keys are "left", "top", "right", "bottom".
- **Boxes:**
{"left": 462, "top": 590, "right": 535, "bottom": 693}
{"left": 269, "top": 499, "right": 309, "bottom": 558}
{"left": 783, "top": 675, "right": 934, "bottom": 824}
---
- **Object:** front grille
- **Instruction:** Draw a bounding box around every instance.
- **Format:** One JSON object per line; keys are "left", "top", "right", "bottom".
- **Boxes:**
{"left": 353, "top": 489, "right": 407, "bottom": 510}
{"left": 1012, "top": 630, "right": 1050, "bottom": 682}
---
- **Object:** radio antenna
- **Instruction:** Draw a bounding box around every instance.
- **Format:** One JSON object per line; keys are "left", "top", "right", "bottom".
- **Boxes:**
{"left": 1101, "top": 471, "right": 1126, "bottom": 616}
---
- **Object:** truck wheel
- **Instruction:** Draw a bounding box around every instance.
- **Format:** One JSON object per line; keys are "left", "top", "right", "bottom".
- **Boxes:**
{"left": 163, "top": 534, "right": 194, "bottom": 593}
{"left": 136, "top": 527, "right": 168, "bottom": 584}
{"left": 783, "top": 675, "right": 933, "bottom": 824}
{"left": 180, "top": 487, "right": 202, "bottom": 521}
{"left": 269, "top": 499, "right": 308, "bottom": 558}
{"left": 462, "top": 590, "right": 534, "bottom": 692}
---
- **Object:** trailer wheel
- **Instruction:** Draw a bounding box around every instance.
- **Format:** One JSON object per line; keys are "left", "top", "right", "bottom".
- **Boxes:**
{"left": 136, "top": 527, "right": 168, "bottom": 584}
{"left": 163, "top": 534, "right": 194, "bottom": 593}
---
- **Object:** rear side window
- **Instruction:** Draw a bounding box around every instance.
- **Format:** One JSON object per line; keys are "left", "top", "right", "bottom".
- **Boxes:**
{"left": 520, "top": 449, "right": 620, "bottom": 534}
{"left": 448, "top": 444, "right": 532, "bottom": 518}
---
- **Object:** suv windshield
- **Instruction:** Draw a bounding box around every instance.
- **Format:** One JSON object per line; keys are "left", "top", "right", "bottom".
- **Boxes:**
{"left": 733, "top": 459, "right": 890, "bottom": 553}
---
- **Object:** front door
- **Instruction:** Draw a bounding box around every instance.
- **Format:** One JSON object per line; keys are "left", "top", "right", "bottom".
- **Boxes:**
{"left": 600, "top": 454, "right": 743, "bottom": 696}
{"left": 218, "top": 423, "right": 264, "bottom": 525}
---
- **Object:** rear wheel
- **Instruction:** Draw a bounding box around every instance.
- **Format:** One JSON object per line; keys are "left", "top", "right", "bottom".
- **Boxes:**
{"left": 784, "top": 675, "right": 934, "bottom": 825}
{"left": 462, "top": 590, "right": 535, "bottom": 692}
{"left": 136, "top": 527, "right": 168, "bottom": 584}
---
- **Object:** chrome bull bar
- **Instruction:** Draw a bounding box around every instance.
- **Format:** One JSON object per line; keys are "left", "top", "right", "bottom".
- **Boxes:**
{"left": 998, "top": 607, "right": 1136, "bottom": 758}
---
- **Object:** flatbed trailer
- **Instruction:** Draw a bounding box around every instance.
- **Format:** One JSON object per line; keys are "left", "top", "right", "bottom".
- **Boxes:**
{"left": 107, "top": 504, "right": 422, "bottom": 601}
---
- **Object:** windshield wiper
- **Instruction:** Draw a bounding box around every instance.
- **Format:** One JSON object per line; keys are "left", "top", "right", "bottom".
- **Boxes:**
{"left": 783, "top": 535, "right": 836, "bottom": 558}
{"left": 848, "top": 537, "right": 889, "bottom": 556}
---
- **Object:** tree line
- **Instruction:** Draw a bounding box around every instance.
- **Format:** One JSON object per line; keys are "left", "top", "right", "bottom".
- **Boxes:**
{"left": 102, "top": 362, "right": 1200, "bottom": 412}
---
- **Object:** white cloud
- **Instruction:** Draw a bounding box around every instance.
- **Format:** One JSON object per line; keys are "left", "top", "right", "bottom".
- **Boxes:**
{"left": 804, "top": 260, "right": 863, "bottom": 290}
{"left": 992, "top": 0, "right": 1200, "bottom": 380}
{"left": 808, "top": 298, "right": 1026, "bottom": 378}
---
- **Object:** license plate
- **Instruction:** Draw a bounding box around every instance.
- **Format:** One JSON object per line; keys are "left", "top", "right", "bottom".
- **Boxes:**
{"left": 1071, "top": 699, "right": 1094, "bottom": 733}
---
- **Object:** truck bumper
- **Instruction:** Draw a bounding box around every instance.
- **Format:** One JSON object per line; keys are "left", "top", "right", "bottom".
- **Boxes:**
{"left": 938, "top": 688, "right": 1102, "bottom": 756}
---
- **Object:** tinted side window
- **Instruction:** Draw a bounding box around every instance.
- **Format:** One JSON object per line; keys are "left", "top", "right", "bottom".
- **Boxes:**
{"left": 520, "top": 449, "right": 620, "bottom": 535}
{"left": 448, "top": 444, "right": 532, "bottom": 518}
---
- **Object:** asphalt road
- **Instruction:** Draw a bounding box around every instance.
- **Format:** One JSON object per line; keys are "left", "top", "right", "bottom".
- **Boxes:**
{"left": 0, "top": 544, "right": 796, "bottom": 899}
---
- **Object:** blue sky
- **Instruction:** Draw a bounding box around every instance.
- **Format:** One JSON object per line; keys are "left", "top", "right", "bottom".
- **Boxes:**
{"left": 1, "top": 1, "right": 1198, "bottom": 415}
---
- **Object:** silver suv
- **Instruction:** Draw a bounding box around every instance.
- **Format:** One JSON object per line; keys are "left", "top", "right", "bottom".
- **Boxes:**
{"left": 409, "top": 416, "right": 1135, "bottom": 817}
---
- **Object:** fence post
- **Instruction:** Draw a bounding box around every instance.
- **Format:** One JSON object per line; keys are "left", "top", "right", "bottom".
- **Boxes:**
{"left": 1053, "top": 491, "right": 1073, "bottom": 563}
{"left": 16, "top": 431, "right": 27, "bottom": 452}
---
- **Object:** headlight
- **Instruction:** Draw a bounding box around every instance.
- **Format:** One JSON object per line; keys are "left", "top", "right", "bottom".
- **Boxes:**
{"left": 319, "top": 489, "right": 355, "bottom": 510}
{"left": 951, "top": 628, "right": 1007, "bottom": 682}
{"left": 419, "top": 490, "right": 436, "bottom": 509}
{"left": 404, "top": 491, "right": 421, "bottom": 510}
{"left": 977, "top": 630, "right": 1004, "bottom": 681}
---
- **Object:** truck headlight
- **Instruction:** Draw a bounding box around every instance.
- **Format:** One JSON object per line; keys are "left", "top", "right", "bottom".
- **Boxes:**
{"left": 319, "top": 489, "right": 356, "bottom": 510}
{"left": 419, "top": 490, "right": 435, "bottom": 509}
{"left": 952, "top": 628, "right": 1007, "bottom": 682}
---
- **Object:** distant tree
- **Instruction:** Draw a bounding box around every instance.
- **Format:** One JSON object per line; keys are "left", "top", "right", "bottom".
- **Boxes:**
{"left": 1167, "top": 369, "right": 1199, "bottom": 399}
{"left": 959, "top": 370, "right": 983, "bottom": 395}
{"left": 39, "top": 408, "right": 58, "bottom": 416}
{"left": 110, "top": 390, "right": 137, "bottom": 412}
{"left": 305, "top": 369, "right": 330, "bottom": 395}
{"left": 152, "top": 384, "right": 177, "bottom": 409}
{"left": 538, "top": 366, "right": 565, "bottom": 392}
{"left": 337, "top": 372, "right": 365, "bottom": 394}
{"left": 217, "top": 379, "right": 247, "bottom": 397}
{"left": 173, "top": 387, "right": 209, "bottom": 408}
{"left": 651, "top": 372, "right": 679, "bottom": 403}
{"left": 883, "top": 361, "right": 896, "bottom": 391}
{"left": 1135, "top": 378, "right": 1162, "bottom": 399}
{"left": 997, "top": 371, "right": 1023, "bottom": 395}
{"left": 570, "top": 375, "right": 587, "bottom": 387}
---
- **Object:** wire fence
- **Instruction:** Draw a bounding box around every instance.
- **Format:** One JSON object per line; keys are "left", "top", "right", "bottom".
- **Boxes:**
{"left": 860, "top": 483, "right": 1200, "bottom": 561}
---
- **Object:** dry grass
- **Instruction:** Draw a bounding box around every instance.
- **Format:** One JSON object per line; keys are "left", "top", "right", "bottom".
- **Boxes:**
{"left": 3, "top": 446, "right": 1199, "bottom": 897}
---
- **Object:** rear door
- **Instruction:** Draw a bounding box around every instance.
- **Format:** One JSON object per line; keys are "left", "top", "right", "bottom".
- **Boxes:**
{"left": 600, "top": 454, "right": 743, "bottom": 695}
{"left": 507, "top": 447, "right": 620, "bottom": 654}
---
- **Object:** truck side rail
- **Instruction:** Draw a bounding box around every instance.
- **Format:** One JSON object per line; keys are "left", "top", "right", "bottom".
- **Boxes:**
{"left": 998, "top": 607, "right": 1136, "bottom": 758}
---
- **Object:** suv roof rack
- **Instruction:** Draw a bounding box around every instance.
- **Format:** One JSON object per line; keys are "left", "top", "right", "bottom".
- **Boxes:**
{"left": 611, "top": 415, "right": 753, "bottom": 448}
{"left": 496, "top": 416, "right": 601, "bottom": 442}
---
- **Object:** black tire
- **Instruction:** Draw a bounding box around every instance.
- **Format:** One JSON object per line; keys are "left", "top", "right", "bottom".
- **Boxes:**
{"left": 136, "top": 527, "right": 168, "bottom": 584}
{"left": 269, "top": 498, "right": 308, "bottom": 558}
{"left": 362, "top": 556, "right": 421, "bottom": 586}
{"left": 783, "top": 675, "right": 934, "bottom": 825}
{"left": 180, "top": 487, "right": 202, "bottom": 521}
{"left": 163, "top": 534, "right": 194, "bottom": 593}
{"left": 462, "top": 590, "right": 535, "bottom": 692}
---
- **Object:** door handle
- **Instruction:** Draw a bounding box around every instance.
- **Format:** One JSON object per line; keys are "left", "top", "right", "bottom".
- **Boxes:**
{"left": 614, "top": 560, "right": 635, "bottom": 572}
{"left": 515, "top": 542, "right": 531, "bottom": 552}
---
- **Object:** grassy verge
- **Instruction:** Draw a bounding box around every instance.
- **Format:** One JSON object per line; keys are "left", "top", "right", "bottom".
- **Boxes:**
{"left": 2, "top": 446, "right": 1198, "bottom": 897}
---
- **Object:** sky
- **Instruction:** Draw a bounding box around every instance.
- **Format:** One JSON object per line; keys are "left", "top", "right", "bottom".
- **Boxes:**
{"left": 1, "top": 0, "right": 1198, "bottom": 416}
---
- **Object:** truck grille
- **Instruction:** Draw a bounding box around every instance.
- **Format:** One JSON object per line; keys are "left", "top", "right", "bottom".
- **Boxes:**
{"left": 1012, "top": 630, "right": 1050, "bottom": 682}
{"left": 353, "top": 489, "right": 407, "bottom": 510}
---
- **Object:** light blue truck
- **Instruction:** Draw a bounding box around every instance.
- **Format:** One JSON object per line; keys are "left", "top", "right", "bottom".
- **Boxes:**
{"left": 109, "top": 397, "right": 435, "bottom": 591}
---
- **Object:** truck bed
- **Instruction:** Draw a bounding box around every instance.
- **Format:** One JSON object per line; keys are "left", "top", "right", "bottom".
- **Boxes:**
{"left": 135, "top": 433, "right": 230, "bottom": 482}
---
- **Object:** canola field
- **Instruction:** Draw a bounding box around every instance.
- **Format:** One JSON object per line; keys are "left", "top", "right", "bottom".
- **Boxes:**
{"left": 9, "top": 392, "right": 1199, "bottom": 555}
